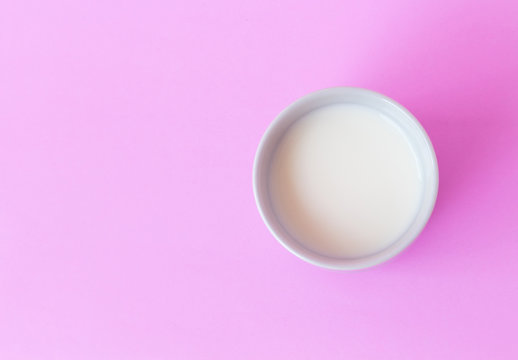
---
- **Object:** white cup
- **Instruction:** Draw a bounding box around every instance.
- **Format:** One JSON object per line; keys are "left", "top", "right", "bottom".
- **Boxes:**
{"left": 253, "top": 87, "right": 438, "bottom": 270}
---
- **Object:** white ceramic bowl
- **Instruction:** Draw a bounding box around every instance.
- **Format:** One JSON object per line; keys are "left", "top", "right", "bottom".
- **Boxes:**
{"left": 253, "top": 87, "right": 438, "bottom": 270}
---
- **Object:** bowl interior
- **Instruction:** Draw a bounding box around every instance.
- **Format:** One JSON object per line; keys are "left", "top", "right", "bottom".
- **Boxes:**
{"left": 253, "top": 87, "right": 438, "bottom": 270}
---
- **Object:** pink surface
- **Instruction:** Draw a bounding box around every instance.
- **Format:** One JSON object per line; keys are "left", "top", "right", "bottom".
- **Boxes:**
{"left": 1, "top": 0, "right": 517, "bottom": 359}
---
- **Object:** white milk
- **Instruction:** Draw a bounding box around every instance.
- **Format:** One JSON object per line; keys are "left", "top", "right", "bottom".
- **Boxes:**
{"left": 269, "top": 104, "right": 423, "bottom": 258}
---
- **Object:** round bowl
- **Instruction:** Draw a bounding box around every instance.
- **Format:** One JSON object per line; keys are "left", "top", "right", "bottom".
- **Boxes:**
{"left": 253, "top": 87, "right": 438, "bottom": 270}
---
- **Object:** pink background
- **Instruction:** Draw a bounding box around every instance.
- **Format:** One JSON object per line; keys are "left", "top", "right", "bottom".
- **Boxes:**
{"left": 1, "top": 0, "right": 518, "bottom": 359}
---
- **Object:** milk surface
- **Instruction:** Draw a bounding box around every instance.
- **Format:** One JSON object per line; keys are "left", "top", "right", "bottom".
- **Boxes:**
{"left": 269, "top": 104, "right": 423, "bottom": 258}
